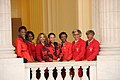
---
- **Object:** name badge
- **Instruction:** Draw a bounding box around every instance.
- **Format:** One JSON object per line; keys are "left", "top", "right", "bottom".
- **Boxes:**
{"left": 64, "top": 47, "right": 66, "bottom": 49}
{"left": 89, "top": 48, "right": 93, "bottom": 51}
{"left": 76, "top": 48, "right": 79, "bottom": 52}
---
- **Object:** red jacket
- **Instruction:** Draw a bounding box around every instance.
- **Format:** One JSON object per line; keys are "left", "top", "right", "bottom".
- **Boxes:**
{"left": 42, "top": 42, "right": 63, "bottom": 62}
{"left": 72, "top": 38, "right": 86, "bottom": 61}
{"left": 36, "top": 43, "right": 43, "bottom": 62}
{"left": 85, "top": 39, "right": 100, "bottom": 61}
{"left": 61, "top": 42, "right": 72, "bottom": 61}
{"left": 15, "top": 38, "right": 33, "bottom": 62}
{"left": 26, "top": 41, "right": 36, "bottom": 59}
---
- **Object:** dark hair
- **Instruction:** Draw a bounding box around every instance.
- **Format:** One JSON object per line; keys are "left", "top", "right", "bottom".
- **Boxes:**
{"left": 59, "top": 32, "right": 68, "bottom": 39}
{"left": 86, "top": 30, "right": 95, "bottom": 35}
{"left": 25, "top": 31, "right": 34, "bottom": 40}
{"left": 18, "top": 26, "right": 27, "bottom": 32}
{"left": 48, "top": 33, "right": 56, "bottom": 38}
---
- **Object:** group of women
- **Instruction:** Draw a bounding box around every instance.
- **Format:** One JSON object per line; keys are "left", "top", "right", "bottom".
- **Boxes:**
{"left": 15, "top": 26, "right": 100, "bottom": 63}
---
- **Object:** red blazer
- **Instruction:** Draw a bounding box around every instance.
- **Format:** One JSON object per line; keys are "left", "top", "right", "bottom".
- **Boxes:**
{"left": 85, "top": 39, "right": 100, "bottom": 61}
{"left": 26, "top": 41, "right": 36, "bottom": 59}
{"left": 61, "top": 42, "right": 72, "bottom": 61}
{"left": 15, "top": 38, "right": 33, "bottom": 62}
{"left": 72, "top": 38, "right": 86, "bottom": 61}
{"left": 42, "top": 42, "right": 63, "bottom": 62}
{"left": 36, "top": 43, "right": 43, "bottom": 62}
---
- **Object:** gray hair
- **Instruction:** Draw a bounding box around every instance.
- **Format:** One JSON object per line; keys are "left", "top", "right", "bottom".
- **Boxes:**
{"left": 72, "top": 29, "right": 82, "bottom": 37}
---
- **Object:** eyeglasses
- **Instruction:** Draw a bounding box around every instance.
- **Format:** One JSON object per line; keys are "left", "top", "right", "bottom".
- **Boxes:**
{"left": 73, "top": 34, "right": 80, "bottom": 36}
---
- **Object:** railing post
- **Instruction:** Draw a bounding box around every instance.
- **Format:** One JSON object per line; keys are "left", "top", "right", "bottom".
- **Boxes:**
{"left": 57, "top": 67, "right": 63, "bottom": 80}
{"left": 32, "top": 68, "right": 37, "bottom": 80}
{"left": 49, "top": 68, "right": 54, "bottom": 80}
{"left": 41, "top": 67, "right": 45, "bottom": 80}
{"left": 82, "top": 66, "right": 89, "bottom": 80}
{"left": 74, "top": 67, "right": 80, "bottom": 80}
{"left": 65, "top": 67, "right": 71, "bottom": 80}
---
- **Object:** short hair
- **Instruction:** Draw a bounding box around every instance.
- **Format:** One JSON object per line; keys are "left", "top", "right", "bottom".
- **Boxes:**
{"left": 72, "top": 29, "right": 82, "bottom": 34}
{"left": 18, "top": 26, "right": 27, "bottom": 32}
{"left": 86, "top": 30, "right": 95, "bottom": 35}
{"left": 59, "top": 32, "right": 68, "bottom": 39}
{"left": 25, "top": 31, "right": 34, "bottom": 40}
{"left": 48, "top": 33, "right": 56, "bottom": 38}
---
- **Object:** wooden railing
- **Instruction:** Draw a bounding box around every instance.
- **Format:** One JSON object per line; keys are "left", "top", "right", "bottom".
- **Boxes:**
{"left": 25, "top": 61, "right": 97, "bottom": 80}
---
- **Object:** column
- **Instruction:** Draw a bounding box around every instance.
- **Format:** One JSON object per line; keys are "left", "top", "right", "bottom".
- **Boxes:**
{"left": 93, "top": 0, "right": 120, "bottom": 55}
{"left": 100, "top": 0, "right": 120, "bottom": 55}
{"left": 92, "top": 0, "right": 120, "bottom": 80}
{"left": 92, "top": 0, "right": 101, "bottom": 41}
{"left": 0, "top": 0, "right": 16, "bottom": 58}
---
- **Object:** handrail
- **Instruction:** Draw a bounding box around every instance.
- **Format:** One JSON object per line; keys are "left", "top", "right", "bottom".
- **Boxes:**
{"left": 25, "top": 61, "right": 97, "bottom": 68}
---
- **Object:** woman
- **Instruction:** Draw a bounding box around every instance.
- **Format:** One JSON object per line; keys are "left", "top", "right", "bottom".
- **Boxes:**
{"left": 36, "top": 33, "right": 48, "bottom": 62}
{"left": 42, "top": 33, "right": 63, "bottom": 62}
{"left": 59, "top": 32, "right": 72, "bottom": 61}
{"left": 15, "top": 26, "right": 33, "bottom": 62}
{"left": 85, "top": 30, "right": 100, "bottom": 61}
{"left": 71, "top": 29, "right": 86, "bottom": 61}
{"left": 25, "top": 31, "right": 36, "bottom": 61}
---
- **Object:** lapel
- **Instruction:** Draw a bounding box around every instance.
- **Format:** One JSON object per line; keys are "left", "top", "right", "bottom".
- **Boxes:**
{"left": 86, "top": 39, "right": 95, "bottom": 49}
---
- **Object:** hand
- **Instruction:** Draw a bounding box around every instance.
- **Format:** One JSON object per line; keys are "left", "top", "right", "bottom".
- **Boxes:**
{"left": 31, "top": 56, "right": 35, "bottom": 62}
{"left": 53, "top": 60, "right": 59, "bottom": 62}
{"left": 41, "top": 61, "right": 45, "bottom": 62}
{"left": 57, "top": 58, "right": 60, "bottom": 61}
{"left": 63, "top": 60, "right": 67, "bottom": 62}
{"left": 69, "top": 60, "right": 75, "bottom": 62}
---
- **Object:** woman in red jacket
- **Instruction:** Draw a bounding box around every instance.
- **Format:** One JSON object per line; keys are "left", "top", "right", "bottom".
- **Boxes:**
{"left": 36, "top": 33, "right": 48, "bottom": 62}
{"left": 85, "top": 30, "right": 100, "bottom": 61}
{"left": 59, "top": 32, "right": 72, "bottom": 61}
{"left": 25, "top": 31, "right": 36, "bottom": 61}
{"left": 15, "top": 26, "right": 33, "bottom": 62}
{"left": 71, "top": 29, "right": 86, "bottom": 61}
{"left": 42, "top": 33, "right": 63, "bottom": 62}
